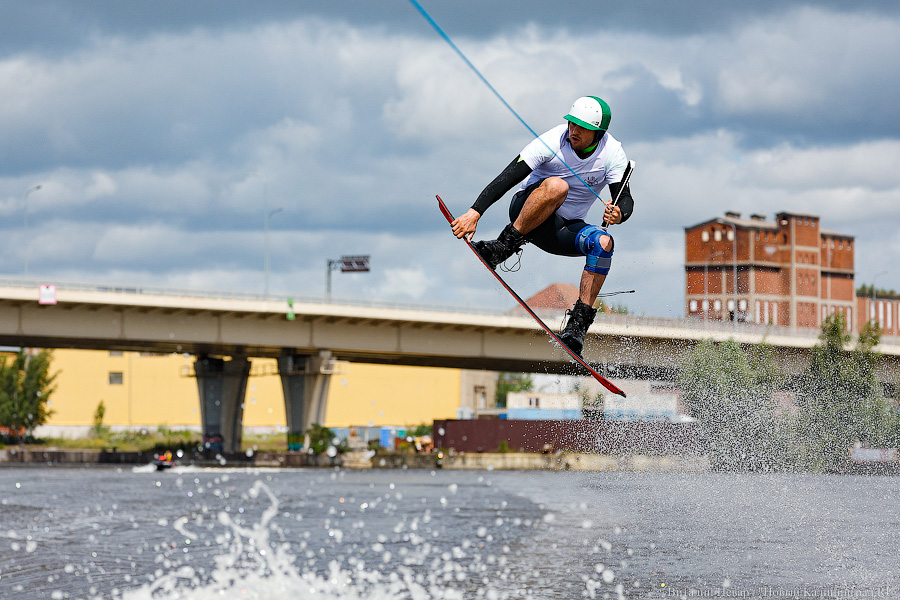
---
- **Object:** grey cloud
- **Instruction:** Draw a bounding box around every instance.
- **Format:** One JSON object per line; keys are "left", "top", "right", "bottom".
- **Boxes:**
{"left": 6, "top": 0, "right": 900, "bottom": 56}
{"left": 3, "top": 4, "right": 900, "bottom": 314}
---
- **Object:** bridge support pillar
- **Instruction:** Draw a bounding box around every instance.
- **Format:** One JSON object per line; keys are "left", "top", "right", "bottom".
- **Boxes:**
{"left": 278, "top": 350, "right": 334, "bottom": 448}
{"left": 194, "top": 355, "right": 251, "bottom": 455}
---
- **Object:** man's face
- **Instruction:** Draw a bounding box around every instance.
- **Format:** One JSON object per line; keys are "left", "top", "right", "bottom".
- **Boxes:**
{"left": 567, "top": 121, "right": 597, "bottom": 152}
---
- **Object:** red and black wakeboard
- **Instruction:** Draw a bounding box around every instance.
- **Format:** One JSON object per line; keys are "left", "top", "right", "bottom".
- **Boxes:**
{"left": 436, "top": 195, "right": 626, "bottom": 397}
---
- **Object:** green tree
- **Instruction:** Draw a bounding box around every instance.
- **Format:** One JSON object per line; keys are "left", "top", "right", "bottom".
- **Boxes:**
{"left": 795, "top": 315, "right": 898, "bottom": 471}
{"left": 0, "top": 349, "right": 57, "bottom": 442}
{"left": 570, "top": 379, "right": 604, "bottom": 419}
{"left": 679, "top": 339, "right": 795, "bottom": 471}
{"left": 410, "top": 423, "right": 432, "bottom": 437}
{"left": 494, "top": 372, "right": 533, "bottom": 408}
{"left": 92, "top": 400, "right": 109, "bottom": 438}
{"left": 305, "top": 422, "right": 341, "bottom": 455}
{"left": 594, "top": 299, "right": 628, "bottom": 315}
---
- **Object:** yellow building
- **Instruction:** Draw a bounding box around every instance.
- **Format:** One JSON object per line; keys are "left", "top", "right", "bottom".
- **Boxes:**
{"left": 20, "top": 349, "right": 478, "bottom": 438}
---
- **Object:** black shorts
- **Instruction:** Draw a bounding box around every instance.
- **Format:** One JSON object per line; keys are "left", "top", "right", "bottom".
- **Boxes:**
{"left": 509, "top": 179, "right": 590, "bottom": 257}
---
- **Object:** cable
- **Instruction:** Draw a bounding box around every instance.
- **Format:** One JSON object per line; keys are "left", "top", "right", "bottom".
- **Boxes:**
{"left": 407, "top": 0, "right": 608, "bottom": 206}
{"left": 596, "top": 289, "right": 635, "bottom": 298}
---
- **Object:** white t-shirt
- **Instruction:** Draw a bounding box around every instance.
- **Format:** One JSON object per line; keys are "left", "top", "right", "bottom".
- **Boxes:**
{"left": 519, "top": 124, "right": 628, "bottom": 221}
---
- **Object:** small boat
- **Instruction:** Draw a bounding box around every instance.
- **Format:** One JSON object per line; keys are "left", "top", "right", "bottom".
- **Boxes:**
{"left": 154, "top": 451, "right": 176, "bottom": 471}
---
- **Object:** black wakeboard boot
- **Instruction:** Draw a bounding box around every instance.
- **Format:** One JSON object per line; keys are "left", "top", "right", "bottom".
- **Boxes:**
{"left": 471, "top": 223, "right": 527, "bottom": 270}
{"left": 559, "top": 299, "right": 598, "bottom": 358}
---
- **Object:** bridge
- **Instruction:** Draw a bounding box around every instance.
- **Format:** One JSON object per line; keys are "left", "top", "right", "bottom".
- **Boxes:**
{"left": 2, "top": 281, "right": 898, "bottom": 452}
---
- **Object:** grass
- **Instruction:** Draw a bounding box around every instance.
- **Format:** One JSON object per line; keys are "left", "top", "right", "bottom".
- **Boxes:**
{"left": 21, "top": 428, "right": 293, "bottom": 453}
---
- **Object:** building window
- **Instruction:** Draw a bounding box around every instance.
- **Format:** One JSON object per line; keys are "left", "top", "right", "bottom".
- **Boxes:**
{"left": 714, "top": 230, "right": 722, "bottom": 242}
{"left": 109, "top": 372, "right": 124, "bottom": 385}
{"left": 726, "top": 229, "right": 734, "bottom": 241}
{"left": 713, "top": 300, "right": 721, "bottom": 311}
{"left": 109, "top": 350, "right": 123, "bottom": 357}
{"left": 689, "top": 300, "right": 698, "bottom": 312}
{"left": 739, "top": 299, "right": 747, "bottom": 311}
{"left": 701, "top": 230, "right": 709, "bottom": 242}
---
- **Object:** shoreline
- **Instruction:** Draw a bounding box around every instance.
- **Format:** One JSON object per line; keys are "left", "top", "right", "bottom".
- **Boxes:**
{"left": 4, "top": 447, "right": 898, "bottom": 474}
{"left": 0, "top": 447, "right": 710, "bottom": 472}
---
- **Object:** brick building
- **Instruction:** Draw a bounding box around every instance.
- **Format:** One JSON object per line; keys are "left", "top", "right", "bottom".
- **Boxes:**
{"left": 684, "top": 211, "right": 856, "bottom": 330}
{"left": 859, "top": 291, "right": 900, "bottom": 337}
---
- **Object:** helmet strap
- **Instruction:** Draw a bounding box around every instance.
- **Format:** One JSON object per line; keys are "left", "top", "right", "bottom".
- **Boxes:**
{"left": 575, "top": 130, "right": 605, "bottom": 158}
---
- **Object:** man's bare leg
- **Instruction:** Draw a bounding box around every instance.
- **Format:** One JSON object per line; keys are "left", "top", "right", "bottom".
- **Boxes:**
{"left": 579, "top": 269, "right": 607, "bottom": 306}
{"left": 511, "top": 177, "right": 568, "bottom": 235}
{"left": 561, "top": 233, "right": 612, "bottom": 356}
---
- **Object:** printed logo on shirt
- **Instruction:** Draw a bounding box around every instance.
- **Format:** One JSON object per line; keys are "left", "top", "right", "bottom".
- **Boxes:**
{"left": 584, "top": 175, "right": 603, "bottom": 187}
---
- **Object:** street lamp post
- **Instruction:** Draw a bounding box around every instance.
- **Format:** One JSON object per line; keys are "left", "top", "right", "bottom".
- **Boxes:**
{"left": 247, "top": 171, "right": 278, "bottom": 298}
{"left": 326, "top": 255, "right": 370, "bottom": 300}
{"left": 23, "top": 184, "right": 42, "bottom": 276}
{"left": 264, "top": 207, "right": 283, "bottom": 298}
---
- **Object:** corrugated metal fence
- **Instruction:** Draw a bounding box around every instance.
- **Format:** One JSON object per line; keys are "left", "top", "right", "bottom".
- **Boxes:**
{"left": 433, "top": 419, "right": 700, "bottom": 455}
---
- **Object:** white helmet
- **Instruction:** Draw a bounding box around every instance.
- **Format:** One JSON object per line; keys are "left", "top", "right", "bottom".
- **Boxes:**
{"left": 564, "top": 96, "right": 611, "bottom": 131}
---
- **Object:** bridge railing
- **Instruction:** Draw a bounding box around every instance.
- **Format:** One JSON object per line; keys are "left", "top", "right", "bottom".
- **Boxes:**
{"left": 1, "top": 277, "right": 896, "bottom": 345}
{"left": 526, "top": 307, "right": 825, "bottom": 340}
{"left": 0, "top": 278, "right": 505, "bottom": 315}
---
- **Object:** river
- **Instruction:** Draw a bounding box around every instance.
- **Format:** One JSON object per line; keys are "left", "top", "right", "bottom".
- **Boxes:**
{"left": 1, "top": 466, "right": 898, "bottom": 599}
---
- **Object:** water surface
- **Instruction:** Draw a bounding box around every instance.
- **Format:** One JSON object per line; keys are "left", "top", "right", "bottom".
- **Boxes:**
{"left": 1, "top": 466, "right": 897, "bottom": 599}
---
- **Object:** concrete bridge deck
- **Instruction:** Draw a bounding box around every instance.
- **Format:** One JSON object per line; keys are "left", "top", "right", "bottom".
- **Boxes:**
{"left": 2, "top": 280, "right": 897, "bottom": 454}
{"left": 3, "top": 280, "right": 897, "bottom": 378}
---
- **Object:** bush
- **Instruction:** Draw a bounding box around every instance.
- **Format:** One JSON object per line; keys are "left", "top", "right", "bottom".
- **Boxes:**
{"left": 795, "top": 315, "right": 899, "bottom": 471}
{"left": 497, "top": 440, "right": 514, "bottom": 453}
{"left": 0, "top": 349, "right": 57, "bottom": 442}
{"left": 679, "top": 339, "right": 796, "bottom": 471}
{"left": 92, "top": 401, "right": 110, "bottom": 438}
{"left": 305, "top": 423, "right": 347, "bottom": 455}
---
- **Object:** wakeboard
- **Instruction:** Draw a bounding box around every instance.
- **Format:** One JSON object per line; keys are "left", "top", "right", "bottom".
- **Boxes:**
{"left": 437, "top": 195, "right": 626, "bottom": 397}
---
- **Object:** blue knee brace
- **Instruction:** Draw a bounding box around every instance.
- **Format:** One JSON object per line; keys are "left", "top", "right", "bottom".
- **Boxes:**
{"left": 576, "top": 226, "right": 614, "bottom": 275}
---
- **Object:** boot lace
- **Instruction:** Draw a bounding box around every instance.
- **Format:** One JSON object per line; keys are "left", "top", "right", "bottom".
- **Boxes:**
{"left": 498, "top": 248, "right": 524, "bottom": 273}
{"left": 559, "top": 305, "right": 585, "bottom": 336}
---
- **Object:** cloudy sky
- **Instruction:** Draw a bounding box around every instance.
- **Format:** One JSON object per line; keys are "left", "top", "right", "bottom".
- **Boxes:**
{"left": 2, "top": 0, "right": 899, "bottom": 317}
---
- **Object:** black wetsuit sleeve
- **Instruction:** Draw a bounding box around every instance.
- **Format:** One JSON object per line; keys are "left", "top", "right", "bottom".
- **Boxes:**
{"left": 608, "top": 179, "right": 634, "bottom": 223}
{"left": 470, "top": 156, "right": 533, "bottom": 215}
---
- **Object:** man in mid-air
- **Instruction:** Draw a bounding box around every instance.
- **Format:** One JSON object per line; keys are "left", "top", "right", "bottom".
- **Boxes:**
{"left": 450, "top": 96, "right": 634, "bottom": 358}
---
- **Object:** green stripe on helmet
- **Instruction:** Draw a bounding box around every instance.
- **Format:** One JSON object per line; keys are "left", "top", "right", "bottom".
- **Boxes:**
{"left": 587, "top": 96, "right": 611, "bottom": 131}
